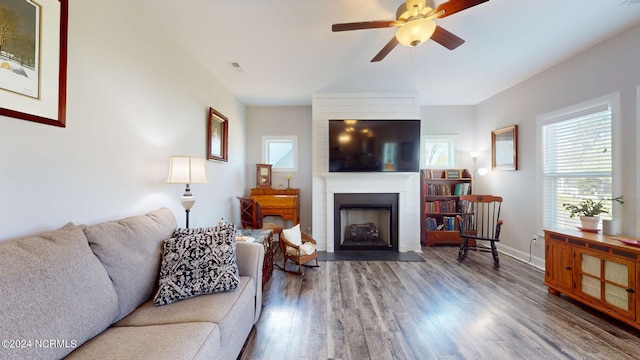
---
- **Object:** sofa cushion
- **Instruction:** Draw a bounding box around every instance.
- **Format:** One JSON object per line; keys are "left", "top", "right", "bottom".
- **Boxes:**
{"left": 65, "top": 322, "right": 221, "bottom": 360}
{"left": 81, "top": 207, "right": 177, "bottom": 320}
{"left": 117, "top": 276, "right": 255, "bottom": 360}
{"left": 154, "top": 223, "right": 240, "bottom": 306}
{"left": 0, "top": 223, "right": 119, "bottom": 360}
{"left": 234, "top": 242, "right": 264, "bottom": 322}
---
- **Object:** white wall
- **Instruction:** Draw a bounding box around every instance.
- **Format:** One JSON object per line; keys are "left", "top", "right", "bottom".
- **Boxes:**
{"left": 0, "top": 0, "right": 246, "bottom": 241}
{"left": 245, "top": 106, "right": 313, "bottom": 231}
{"left": 475, "top": 24, "right": 640, "bottom": 267}
{"left": 421, "top": 105, "right": 477, "bottom": 172}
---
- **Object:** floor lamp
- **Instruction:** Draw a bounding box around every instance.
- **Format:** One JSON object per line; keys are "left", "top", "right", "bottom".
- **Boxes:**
{"left": 469, "top": 152, "right": 479, "bottom": 191}
{"left": 167, "top": 156, "right": 208, "bottom": 228}
{"left": 469, "top": 152, "right": 488, "bottom": 194}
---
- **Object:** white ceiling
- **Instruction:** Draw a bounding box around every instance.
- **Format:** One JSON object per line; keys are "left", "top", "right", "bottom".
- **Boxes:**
{"left": 134, "top": 0, "right": 640, "bottom": 106}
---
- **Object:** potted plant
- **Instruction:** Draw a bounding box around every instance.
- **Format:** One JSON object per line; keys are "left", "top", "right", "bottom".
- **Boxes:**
{"left": 563, "top": 196, "right": 624, "bottom": 230}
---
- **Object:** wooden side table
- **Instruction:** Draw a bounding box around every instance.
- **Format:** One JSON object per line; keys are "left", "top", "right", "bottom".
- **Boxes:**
{"left": 237, "top": 228, "right": 274, "bottom": 288}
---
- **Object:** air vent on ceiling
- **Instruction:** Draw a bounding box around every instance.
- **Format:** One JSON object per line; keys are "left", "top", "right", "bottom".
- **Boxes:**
{"left": 229, "top": 62, "right": 244, "bottom": 73}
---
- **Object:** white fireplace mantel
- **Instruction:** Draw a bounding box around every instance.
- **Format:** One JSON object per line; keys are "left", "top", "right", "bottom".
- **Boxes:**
{"left": 322, "top": 172, "right": 416, "bottom": 180}
{"left": 322, "top": 172, "right": 420, "bottom": 252}
{"left": 323, "top": 172, "right": 416, "bottom": 193}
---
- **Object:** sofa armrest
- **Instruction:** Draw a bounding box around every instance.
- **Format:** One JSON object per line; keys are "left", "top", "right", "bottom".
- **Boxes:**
{"left": 235, "top": 242, "right": 264, "bottom": 323}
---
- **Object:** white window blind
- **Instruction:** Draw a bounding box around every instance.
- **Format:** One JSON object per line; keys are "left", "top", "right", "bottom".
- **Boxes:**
{"left": 541, "top": 104, "right": 613, "bottom": 230}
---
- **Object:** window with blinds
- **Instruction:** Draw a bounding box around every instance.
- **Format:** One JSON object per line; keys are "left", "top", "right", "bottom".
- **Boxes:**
{"left": 540, "top": 102, "right": 613, "bottom": 230}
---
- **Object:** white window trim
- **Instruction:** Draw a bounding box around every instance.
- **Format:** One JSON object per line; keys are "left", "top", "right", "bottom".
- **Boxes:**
{"left": 262, "top": 135, "right": 298, "bottom": 172}
{"left": 636, "top": 85, "right": 640, "bottom": 237}
{"left": 536, "top": 92, "right": 621, "bottom": 233}
{"left": 421, "top": 134, "right": 457, "bottom": 169}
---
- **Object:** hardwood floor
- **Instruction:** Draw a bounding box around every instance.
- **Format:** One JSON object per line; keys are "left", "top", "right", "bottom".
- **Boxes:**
{"left": 239, "top": 246, "right": 640, "bottom": 360}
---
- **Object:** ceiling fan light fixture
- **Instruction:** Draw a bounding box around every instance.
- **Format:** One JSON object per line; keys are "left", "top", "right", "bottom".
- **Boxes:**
{"left": 395, "top": 18, "right": 436, "bottom": 47}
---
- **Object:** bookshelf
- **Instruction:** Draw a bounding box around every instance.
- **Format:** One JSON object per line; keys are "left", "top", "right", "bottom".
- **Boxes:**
{"left": 420, "top": 168, "right": 472, "bottom": 246}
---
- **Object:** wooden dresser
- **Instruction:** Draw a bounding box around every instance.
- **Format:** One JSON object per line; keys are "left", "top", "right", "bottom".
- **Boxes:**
{"left": 250, "top": 188, "right": 300, "bottom": 225}
{"left": 544, "top": 228, "right": 640, "bottom": 330}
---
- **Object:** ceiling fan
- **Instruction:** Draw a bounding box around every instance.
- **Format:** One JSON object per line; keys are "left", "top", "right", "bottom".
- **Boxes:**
{"left": 331, "top": 0, "right": 489, "bottom": 62}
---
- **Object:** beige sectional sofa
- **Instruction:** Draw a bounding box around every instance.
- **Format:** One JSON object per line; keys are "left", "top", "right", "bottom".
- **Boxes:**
{"left": 0, "top": 208, "right": 264, "bottom": 360}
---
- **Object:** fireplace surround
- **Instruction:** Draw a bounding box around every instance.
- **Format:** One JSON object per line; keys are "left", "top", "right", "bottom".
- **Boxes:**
{"left": 334, "top": 193, "right": 398, "bottom": 251}
{"left": 319, "top": 172, "right": 421, "bottom": 253}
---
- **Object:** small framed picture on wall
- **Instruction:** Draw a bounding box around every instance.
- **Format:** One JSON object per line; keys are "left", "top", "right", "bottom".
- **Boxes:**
{"left": 207, "top": 107, "right": 228, "bottom": 162}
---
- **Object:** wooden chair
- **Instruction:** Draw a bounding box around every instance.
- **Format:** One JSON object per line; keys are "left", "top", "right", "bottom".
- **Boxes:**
{"left": 456, "top": 195, "right": 504, "bottom": 268}
{"left": 237, "top": 197, "right": 283, "bottom": 238}
{"left": 278, "top": 228, "right": 319, "bottom": 275}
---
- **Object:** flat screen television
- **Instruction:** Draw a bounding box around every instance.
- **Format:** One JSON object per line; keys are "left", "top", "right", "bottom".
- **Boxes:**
{"left": 329, "top": 119, "right": 421, "bottom": 173}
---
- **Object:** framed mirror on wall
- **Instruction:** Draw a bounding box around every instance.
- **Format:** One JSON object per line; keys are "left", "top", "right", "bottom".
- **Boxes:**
{"left": 492, "top": 125, "right": 518, "bottom": 171}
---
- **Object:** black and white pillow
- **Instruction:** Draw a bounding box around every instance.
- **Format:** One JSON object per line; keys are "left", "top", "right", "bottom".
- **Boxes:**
{"left": 154, "top": 222, "right": 239, "bottom": 306}
{"left": 172, "top": 225, "right": 215, "bottom": 238}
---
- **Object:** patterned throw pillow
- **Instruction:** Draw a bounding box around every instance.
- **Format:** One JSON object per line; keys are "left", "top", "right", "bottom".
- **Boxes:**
{"left": 153, "top": 222, "right": 239, "bottom": 306}
{"left": 172, "top": 226, "right": 216, "bottom": 238}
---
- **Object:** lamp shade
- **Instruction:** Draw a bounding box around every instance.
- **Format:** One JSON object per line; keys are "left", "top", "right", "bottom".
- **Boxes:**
{"left": 167, "top": 156, "right": 208, "bottom": 184}
{"left": 395, "top": 18, "right": 436, "bottom": 47}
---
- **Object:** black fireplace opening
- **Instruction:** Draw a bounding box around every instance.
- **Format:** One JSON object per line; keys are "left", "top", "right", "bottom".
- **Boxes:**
{"left": 334, "top": 193, "right": 399, "bottom": 251}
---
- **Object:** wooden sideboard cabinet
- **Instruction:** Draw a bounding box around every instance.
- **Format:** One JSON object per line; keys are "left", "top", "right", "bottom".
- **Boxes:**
{"left": 250, "top": 188, "right": 300, "bottom": 225}
{"left": 544, "top": 229, "right": 639, "bottom": 327}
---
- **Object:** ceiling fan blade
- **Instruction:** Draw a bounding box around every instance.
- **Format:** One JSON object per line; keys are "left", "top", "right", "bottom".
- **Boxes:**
{"left": 332, "top": 20, "right": 398, "bottom": 32}
{"left": 434, "top": 0, "right": 489, "bottom": 18}
{"left": 430, "top": 26, "right": 465, "bottom": 50}
{"left": 371, "top": 37, "right": 399, "bottom": 62}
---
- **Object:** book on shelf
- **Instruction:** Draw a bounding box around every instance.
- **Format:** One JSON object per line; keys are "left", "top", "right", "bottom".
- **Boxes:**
{"left": 460, "top": 199, "right": 473, "bottom": 214}
{"left": 422, "top": 168, "right": 448, "bottom": 179}
{"left": 425, "top": 216, "right": 459, "bottom": 231}
{"left": 459, "top": 214, "right": 475, "bottom": 232}
{"left": 424, "top": 183, "right": 453, "bottom": 196}
{"left": 425, "top": 217, "right": 438, "bottom": 231}
{"left": 442, "top": 216, "right": 457, "bottom": 231}
{"left": 424, "top": 200, "right": 457, "bottom": 214}
{"left": 453, "top": 183, "right": 471, "bottom": 196}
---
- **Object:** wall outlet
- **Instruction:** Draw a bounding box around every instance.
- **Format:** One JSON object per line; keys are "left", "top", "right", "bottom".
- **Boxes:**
{"left": 531, "top": 235, "right": 538, "bottom": 246}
